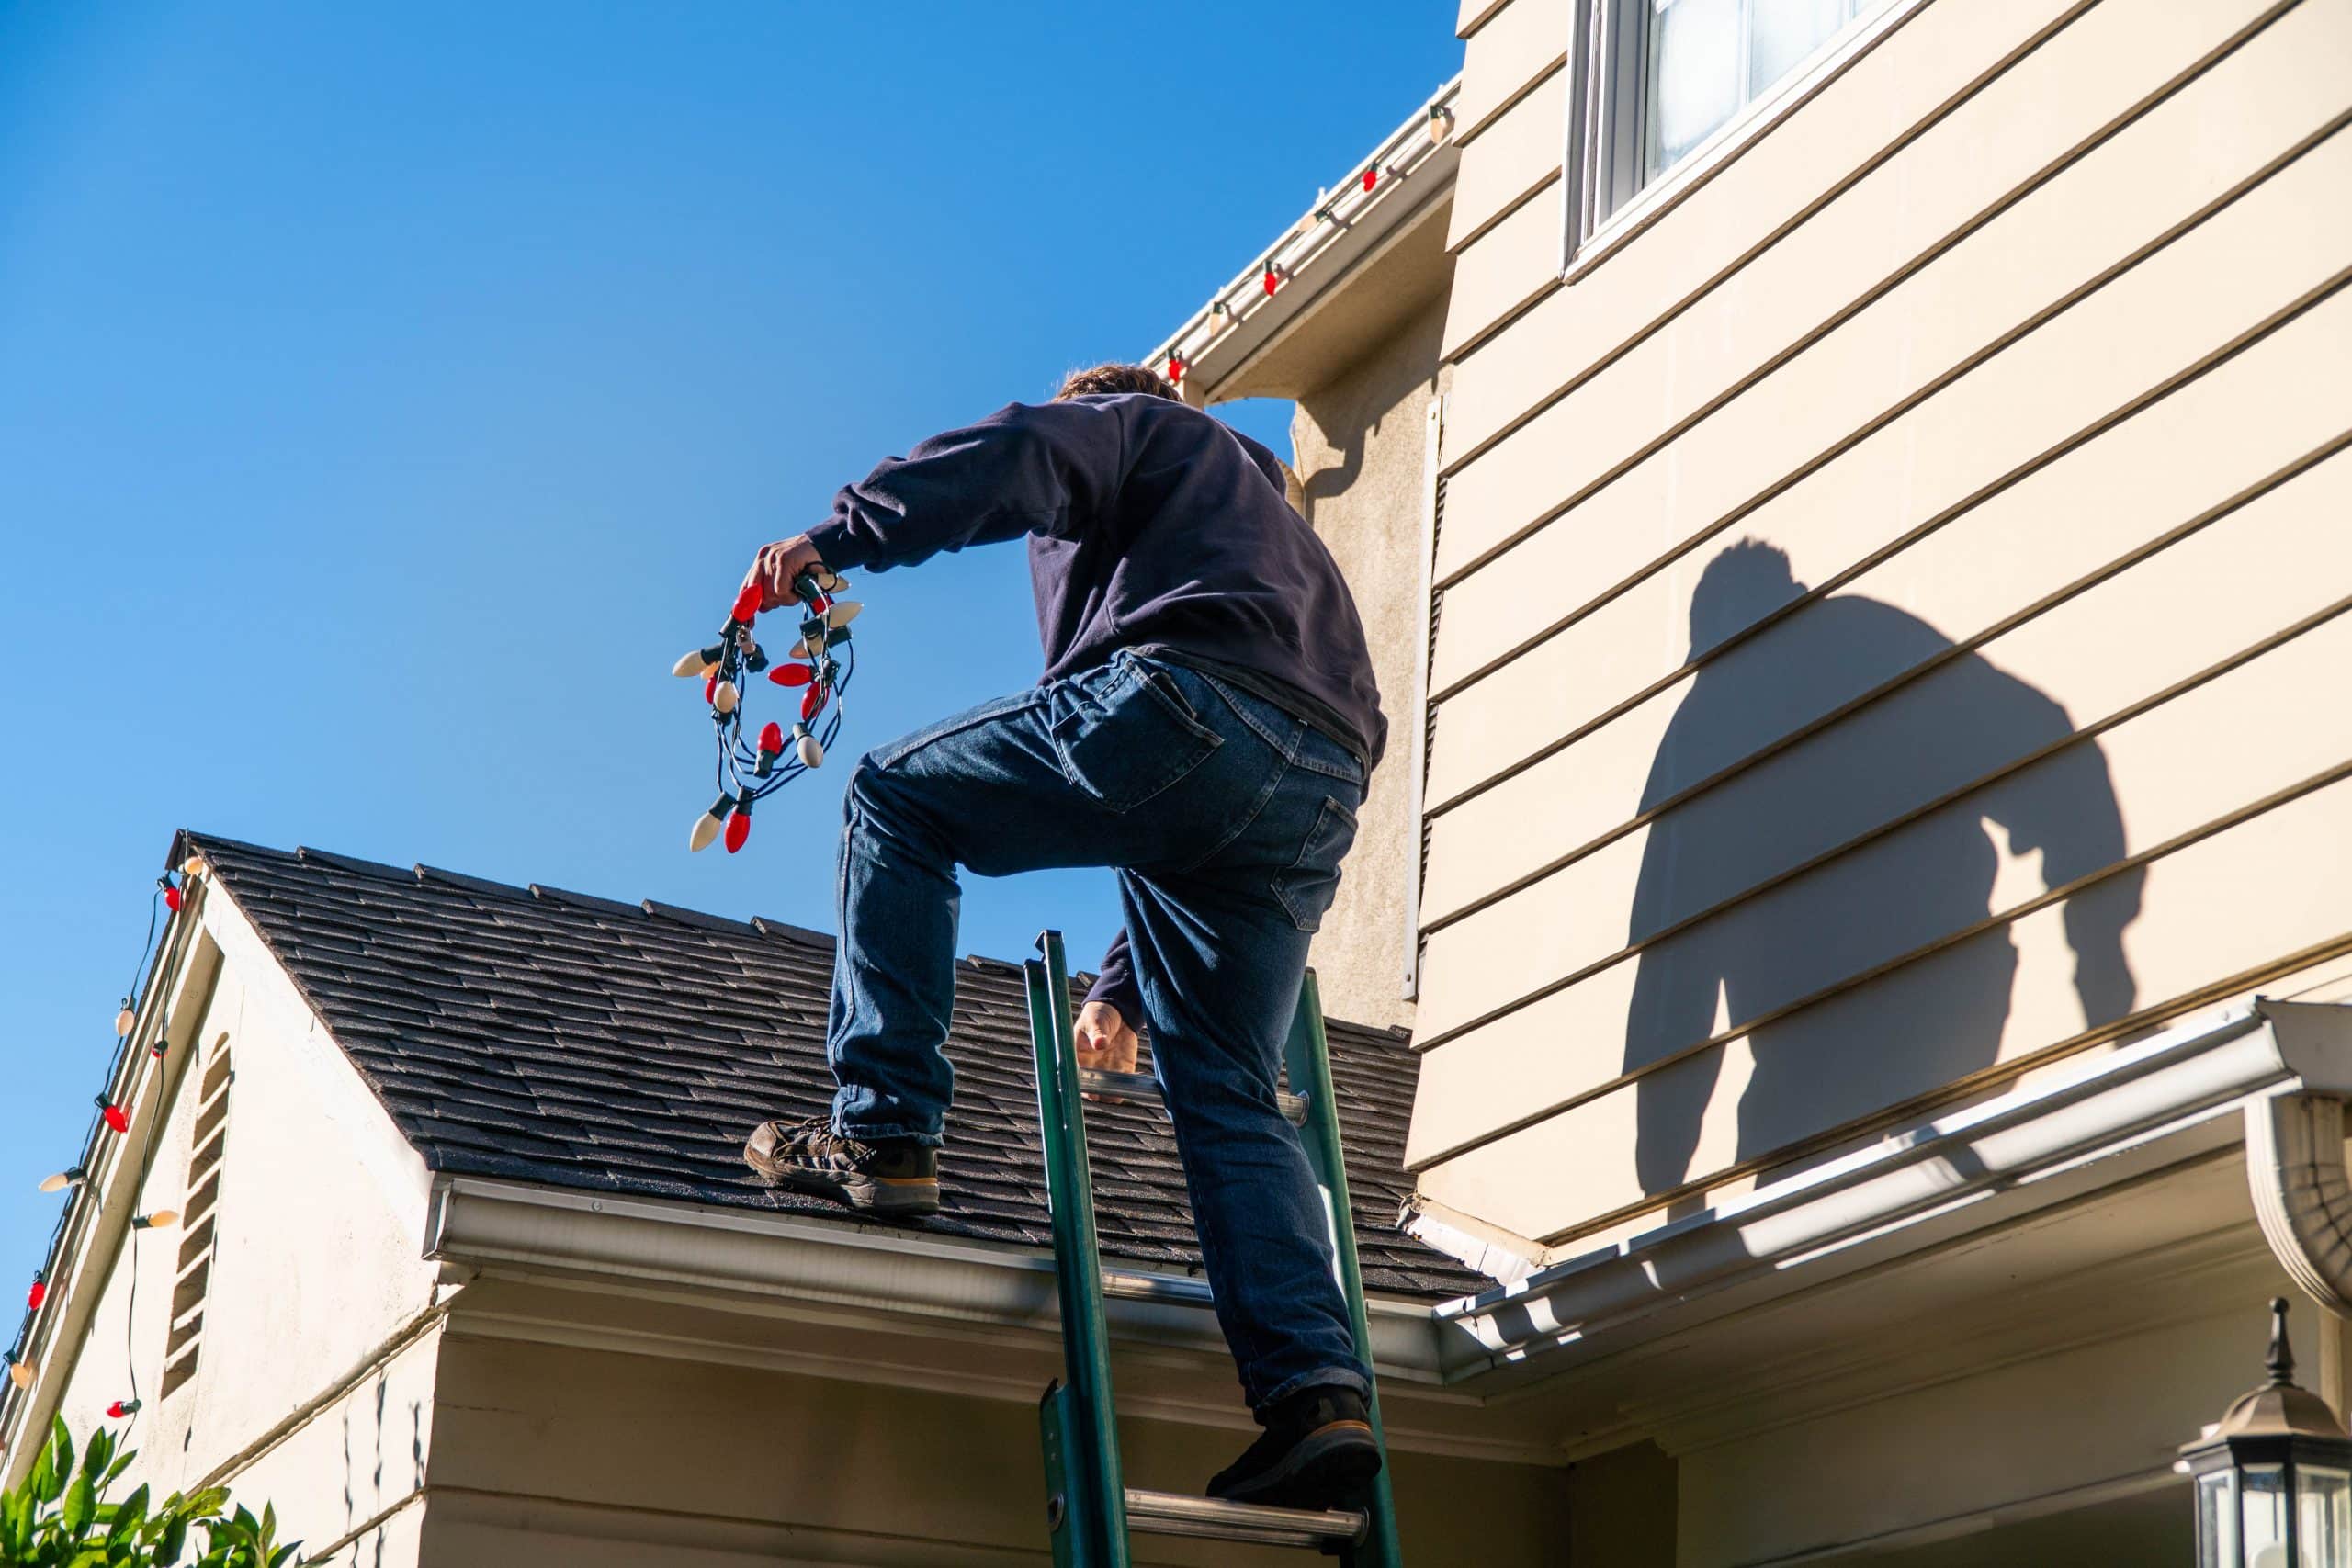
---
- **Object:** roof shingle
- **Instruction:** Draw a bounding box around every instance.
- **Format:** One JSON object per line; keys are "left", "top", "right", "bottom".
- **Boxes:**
{"left": 181, "top": 831, "right": 1480, "bottom": 1298}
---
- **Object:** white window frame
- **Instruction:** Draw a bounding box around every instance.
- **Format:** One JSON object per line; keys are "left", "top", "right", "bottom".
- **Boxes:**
{"left": 1562, "top": 0, "right": 1931, "bottom": 278}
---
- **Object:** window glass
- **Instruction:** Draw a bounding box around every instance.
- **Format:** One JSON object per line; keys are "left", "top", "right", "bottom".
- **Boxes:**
{"left": 1640, "top": 0, "right": 1871, "bottom": 186}
{"left": 2302, "top": 1466, "right": 2351, "bottom": 1567}
{"left": 1647, "top": 0, "right": 1742, "bottom": 179}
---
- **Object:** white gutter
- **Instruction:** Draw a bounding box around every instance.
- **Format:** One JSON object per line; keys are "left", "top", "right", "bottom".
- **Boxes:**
{"left": 423, "top": 1177, "right": 1476, "bottom": 1383}
{"left": 1145, "top": 76, "right": 1462, "bottom": 402}
{"left": 1438, "top": 999, "right": 2352, "bottom": 1371}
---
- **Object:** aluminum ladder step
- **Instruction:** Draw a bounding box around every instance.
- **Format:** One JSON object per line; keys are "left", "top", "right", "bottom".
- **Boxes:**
{"left": 1025, "top": 930, "right": 1403, "bottom": 1567}
{"left": 1078, "top": 1066, "right": 1310, "bottom": 1124}
{"left": 1122, "top": 1487, "right": 1368, "bottom": 1550}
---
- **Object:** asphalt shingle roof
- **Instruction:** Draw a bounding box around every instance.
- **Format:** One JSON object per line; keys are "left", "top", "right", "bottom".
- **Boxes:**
{"left": 177, "top": 830, "right": 1482, "bottom": 1299}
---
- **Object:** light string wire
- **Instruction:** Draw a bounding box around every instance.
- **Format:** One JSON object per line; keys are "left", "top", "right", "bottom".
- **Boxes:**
{"left": 6, "top": 876, "right": 178, "bottom": 1448}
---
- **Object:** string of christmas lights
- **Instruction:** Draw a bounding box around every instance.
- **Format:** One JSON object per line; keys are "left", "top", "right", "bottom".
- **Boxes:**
{"left": 1150, "top": 81, "right": 1460, "bottom": 390}
{"left": 673, "top": 572, "right": 861, "bottom": 855}
{"left": 5, "top": 857, "right": 206, "bottom": 1427}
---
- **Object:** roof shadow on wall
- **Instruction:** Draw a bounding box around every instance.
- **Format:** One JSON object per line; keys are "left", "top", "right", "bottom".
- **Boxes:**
{"left": 1619, "top": 540, "right": 2144, "bottom": 1199}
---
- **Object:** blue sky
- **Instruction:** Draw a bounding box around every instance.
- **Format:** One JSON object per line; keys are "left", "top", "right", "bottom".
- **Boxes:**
{"left": 0, "top": 5, "right": 1460, "bottom": 1298}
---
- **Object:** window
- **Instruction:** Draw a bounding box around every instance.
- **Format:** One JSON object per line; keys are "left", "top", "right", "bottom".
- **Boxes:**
{"left": 1571, "top": 0, "right": 1913, "bottom": 255}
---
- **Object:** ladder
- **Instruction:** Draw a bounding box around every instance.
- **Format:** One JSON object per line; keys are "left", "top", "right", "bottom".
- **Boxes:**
{"left": 1022, "top": 931, "right": 1404, "bottom": 1566}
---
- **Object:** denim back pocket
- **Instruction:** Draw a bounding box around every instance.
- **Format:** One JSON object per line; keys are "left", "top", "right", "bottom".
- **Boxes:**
{"left": 1273, "top": 795, "right": 1359, "bottom": 932}
{"left": 1048, "top": 657, "right": 1224, "bottom": 813}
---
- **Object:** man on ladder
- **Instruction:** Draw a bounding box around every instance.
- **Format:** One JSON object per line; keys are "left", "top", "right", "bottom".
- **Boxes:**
{"left": 738, "top": 363, "right": 1387, "bottom": 1515}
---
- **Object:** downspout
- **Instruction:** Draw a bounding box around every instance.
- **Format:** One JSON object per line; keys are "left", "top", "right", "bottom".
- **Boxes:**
{"left": 2245, "top": 1090, "right": 2352, "bottom": 1415}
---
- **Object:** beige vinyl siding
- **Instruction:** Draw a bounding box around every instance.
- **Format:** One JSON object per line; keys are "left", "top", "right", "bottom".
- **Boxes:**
{"left": 1453, "top": 0, "right": 1570, "bottom": 140}
{"left": 1407, "top": 0, "right": 2352, "bottom": 1247}
{"left": 1447, "top": 67, "right": 1567, "bottom": 250}
{"left": 1440, "top": 175, "right": 1565, "bottom": 358}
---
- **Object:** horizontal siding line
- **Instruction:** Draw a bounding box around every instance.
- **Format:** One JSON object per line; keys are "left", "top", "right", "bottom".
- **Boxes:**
{"left": 1459, "top": 0, "right": 1514, "bottom": 42}
{"left": 1519, "top": 931, "right": 2352, "bottom": 1249}
{"left": 1426, "top": 564, "right": 2352, "bottom": 960}
{"left": 1455, "top": 52, "right": 1567, "bottom": 150}
{"left": 1436, "top": 10, "right": 2337, "bottom": 592}
{"left": 1409, "top": 756, "right": 2352, "bottom": 1178}
{"left": 1415, "top": 590, "right": 2352, "bottom": 1070}
{"left": 1435, "top": 0, "right": 2105, "bottom": 465}
{"left": 1439, "top": 0, "right": 1984, "bottom": 375}
{"left": 1419, "top": 420, "right": 2352, "bottom": 934}
{"left": 1412, "top": 547, "right": 2352, "bottom": 1066}
{"left": 1449, "top": 164, "right": 1565, "bottom": 258}
{"left": 1422, "top": 266, "right": 2352, "bottom": 820}
{"left": 1430, "top": 1, "right": 2314, "bottom": 540}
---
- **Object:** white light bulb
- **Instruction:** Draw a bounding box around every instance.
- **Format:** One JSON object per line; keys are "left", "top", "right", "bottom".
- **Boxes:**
{"left": 135, "top": 1209, "right": 179, "bottom": 1231}
{"left": 37, "top": 1169, "right": 81, "bottom": 1195}
{"left": 688, "top": 810, "right": 725, "bottom": 852}
{"left": 7, "top": 1360, "right": 29, "bottom": 1391}
{"left": 180, "top": 854, "right": 207, "bottom": 877}
{"left": 712, "top": 680, "right": 740, "bottom": 715}
{"left": 114, "top": 1006, "right": 134, "bottom": 1037}
{"left": 797, "top": 732, "right": 825, "bottom": 769}
{"left": 824, "top": 601, "right": 863, "bottom": 628}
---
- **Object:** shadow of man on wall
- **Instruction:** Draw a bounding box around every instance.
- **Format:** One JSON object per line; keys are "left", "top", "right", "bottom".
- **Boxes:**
{"left": 1623, "top": 539, "right": 2143, "bottom": 1199}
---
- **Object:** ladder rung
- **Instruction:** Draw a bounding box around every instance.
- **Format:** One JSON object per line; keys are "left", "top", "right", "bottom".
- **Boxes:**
{"left": 1122, "top": 1487, "right": 1368, "bottom": 1549}
{"left": 1077, "top": 1068, "right": 1310, "bottom": 1124}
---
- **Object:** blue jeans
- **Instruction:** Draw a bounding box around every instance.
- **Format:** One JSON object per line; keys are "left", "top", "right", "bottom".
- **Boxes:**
{"left": 827, "top": 649, "right": 1372, "bottom": 1410}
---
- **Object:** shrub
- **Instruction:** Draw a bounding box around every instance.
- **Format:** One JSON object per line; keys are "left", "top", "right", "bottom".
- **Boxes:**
{"left": 0, "top": 1416, "right": 297, "bottom": 1566}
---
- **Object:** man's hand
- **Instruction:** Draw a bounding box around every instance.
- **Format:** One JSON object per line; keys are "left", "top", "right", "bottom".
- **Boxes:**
{"left": 1076, "top": 1000, "right": 1139, "bottom": 1102}
{"left": 742, "top": 535, "right": 828, "bottom": 613}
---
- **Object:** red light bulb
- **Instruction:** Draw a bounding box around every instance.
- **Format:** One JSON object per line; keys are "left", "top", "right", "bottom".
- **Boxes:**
{"left": 703, "top": 672, "right": 718, "bottom": 705}
{"left": 769, "top": 662, "right": 812, "bottom": 687}
{"left": 107, "top": 1399, "right": 139, "bottom": 1419}
{"left": 724, "top": 809, "right": 752, "bottom": 853}
{"left": 100, "top": 1101, "right": 128, "bottom": 1134}
{"left": 1168, "top": 355, "right": 1184, "bottom": 386}
{"left": 28, "top": 1276, "right": 45, "bottom": 1311}
{"left": 800, "top": 683, "right": 823, "bottom": 721}
{"left": 1363, "top": 166, "right": 1377, "bottom": 193}
{"left": 758, "top": 722, "right": 786, "bottom": 755}
{"left": 731, "top": 582, "right": 764, "bottom": 624}
{"left": 1263, "top": 266, "right": 1279, "bottom": 297}
{"left": 164, "top": 884, "right": 182, "bottom": 913}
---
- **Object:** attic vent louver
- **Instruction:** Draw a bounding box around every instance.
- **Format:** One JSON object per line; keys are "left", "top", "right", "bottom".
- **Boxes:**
{"left": 161, "top": 1038, "right": 232, "bottom": 1401}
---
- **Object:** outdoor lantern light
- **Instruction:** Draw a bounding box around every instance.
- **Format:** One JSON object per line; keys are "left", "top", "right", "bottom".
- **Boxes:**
{"left": 2180, "top": 1297, "right": 2352, "bottom": 1567}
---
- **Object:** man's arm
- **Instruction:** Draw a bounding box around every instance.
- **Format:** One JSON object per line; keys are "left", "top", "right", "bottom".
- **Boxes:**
{"left": 813, "top": 400, "right": 1126, "bottom": 572}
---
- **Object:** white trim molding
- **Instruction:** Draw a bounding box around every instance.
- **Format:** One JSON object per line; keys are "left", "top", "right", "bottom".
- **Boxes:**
{"left": 1436, "top": 999, "right": 2352, "bottom": 1377}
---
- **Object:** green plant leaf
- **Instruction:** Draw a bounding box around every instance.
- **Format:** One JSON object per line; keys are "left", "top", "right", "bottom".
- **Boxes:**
{"left": 156, "top": 1510, "right": 189, "bottom": 1564}
{"left": 101, "top": 1452, "right": 137, "bottom": 1491}
{"left": 51, "top": 1416, "right": 75, "bottom": 1486}
{"left": 181, "top": 1490, "right": 227, "bottom": 1518}
{"left": 267, "top": 1544, "right": 299, "bottom": 1568}
{"left": 81, "top": 1428, "right": 110, "bottom": 1483}
{"left": 107, "top": 1484, "right": 148, "bottom": 1542}
{"left": 61, "top": 1475, "right": 96, "bottom": 1538}
{"left": 28, "top": 1440, "right": 59, "bottom": 1507}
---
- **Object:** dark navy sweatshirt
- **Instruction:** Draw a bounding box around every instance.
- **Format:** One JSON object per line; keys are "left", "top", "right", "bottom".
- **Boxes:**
{"left": 802, "top": 392, "right": 1385, "bottom": 1024}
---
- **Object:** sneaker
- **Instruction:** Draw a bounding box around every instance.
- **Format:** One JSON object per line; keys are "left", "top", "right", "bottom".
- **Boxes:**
{"left": 1206, "top": 1385, "right": 1382, "bottom": 1511}
{"left": 743, "top": 1115, "right": 940, "bottom": 1216}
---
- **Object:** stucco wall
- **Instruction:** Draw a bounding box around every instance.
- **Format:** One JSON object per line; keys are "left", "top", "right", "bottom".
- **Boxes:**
{"left": 37, "top": 898, "right": 442, "bottom": 1565}
{"left": 1287, "top": 299, "right": 1449, "bottom": 1032}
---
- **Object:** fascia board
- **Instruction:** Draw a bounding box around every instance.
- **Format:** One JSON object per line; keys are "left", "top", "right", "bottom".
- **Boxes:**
{"left": 424, "top": 1176, "right": 1466, "bottom": 1383}
{"left": 1148, "top": 77, "right": 1464, "bottom": 405}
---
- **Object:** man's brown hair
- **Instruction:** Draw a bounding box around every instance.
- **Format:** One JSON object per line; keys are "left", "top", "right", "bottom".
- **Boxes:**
{"left": 1055, "top": 363, "right": 1180, "bottom": 402}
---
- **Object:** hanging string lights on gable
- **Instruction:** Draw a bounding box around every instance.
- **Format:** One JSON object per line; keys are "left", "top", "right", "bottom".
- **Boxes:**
{"left": 6, "top": 860, "right": 195, "bottom": 1441}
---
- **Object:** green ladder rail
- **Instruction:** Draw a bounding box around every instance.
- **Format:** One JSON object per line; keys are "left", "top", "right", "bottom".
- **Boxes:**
{"left": 1023, "top": 930, "right": 1405, "bottom": 1567}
